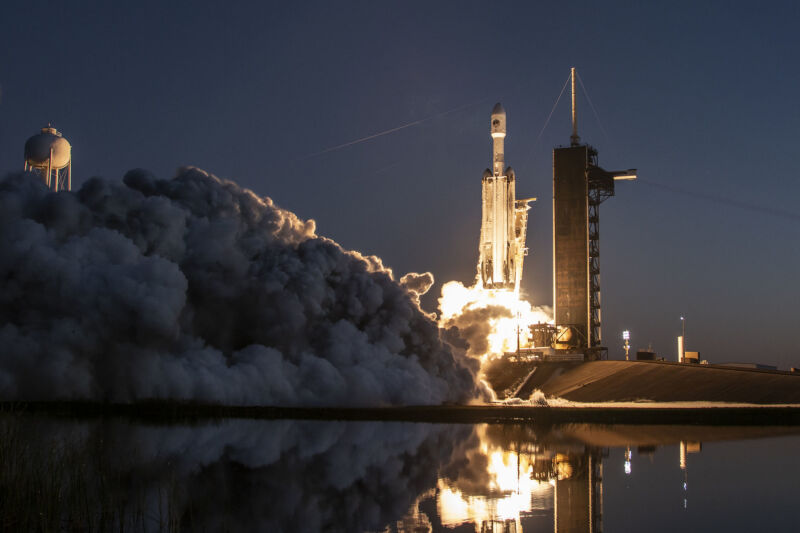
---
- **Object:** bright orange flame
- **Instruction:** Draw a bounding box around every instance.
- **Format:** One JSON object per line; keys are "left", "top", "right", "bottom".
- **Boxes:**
{"left": 438, "top": 281, "right": 551, "bottom": 361}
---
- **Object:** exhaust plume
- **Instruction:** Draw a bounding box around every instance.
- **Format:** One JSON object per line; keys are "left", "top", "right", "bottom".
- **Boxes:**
{"left": 0, "top": 167, "right": 481, "bottom": 406}
{"left": 438, "top": 280, "right": 552, "bottom": 361}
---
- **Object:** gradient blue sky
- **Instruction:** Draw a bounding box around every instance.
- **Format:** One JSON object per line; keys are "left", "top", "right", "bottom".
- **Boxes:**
{"left": 2, "top": 1, "right": 798, "bottom": 366}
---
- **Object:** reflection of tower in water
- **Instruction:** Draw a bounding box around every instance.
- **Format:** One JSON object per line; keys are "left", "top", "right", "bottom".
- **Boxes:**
{"left": 401, "top": 425, "right": 606, "bottom": 533}
{"left": 554, "top": 451, "right": 604, "bottom": 533}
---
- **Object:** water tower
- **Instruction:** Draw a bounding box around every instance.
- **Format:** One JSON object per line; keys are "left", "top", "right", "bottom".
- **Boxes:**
{"left": 24, "top": 125, "right": 72, "bottom": 191}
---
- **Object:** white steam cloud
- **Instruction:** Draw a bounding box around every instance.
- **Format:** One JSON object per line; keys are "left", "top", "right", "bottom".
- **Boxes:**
{"left": 0, "top": 167, "right": 481, "bottom": 406}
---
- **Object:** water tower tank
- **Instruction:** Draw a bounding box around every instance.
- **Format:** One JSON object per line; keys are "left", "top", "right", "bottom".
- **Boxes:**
{"left": 24, "top": 125, "right": 72, "bottom": 191}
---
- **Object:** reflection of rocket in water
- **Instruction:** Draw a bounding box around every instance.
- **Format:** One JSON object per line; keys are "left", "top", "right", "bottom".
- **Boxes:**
{"left": 479, "top": 104, "right": 535, "bottom": 292}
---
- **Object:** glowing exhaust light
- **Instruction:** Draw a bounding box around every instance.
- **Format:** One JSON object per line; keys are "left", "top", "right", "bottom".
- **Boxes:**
{"left": 438, "top": 280, "right": 552, "bottom": 361}
{"left": 624, "top": 461, "right": 631, "bottom": 475}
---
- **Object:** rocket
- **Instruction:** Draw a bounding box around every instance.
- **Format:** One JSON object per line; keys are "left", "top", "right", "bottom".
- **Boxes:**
{"left": 479, "top": 103, "right": 535, "bottom": 293}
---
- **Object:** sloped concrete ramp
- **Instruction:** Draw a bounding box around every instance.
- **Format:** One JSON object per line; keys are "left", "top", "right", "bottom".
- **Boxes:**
{"left": 537, "top": 361, "right": 800, "bottom": 403}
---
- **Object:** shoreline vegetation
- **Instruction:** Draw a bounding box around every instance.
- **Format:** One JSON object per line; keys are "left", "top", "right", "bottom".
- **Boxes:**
{"left": 5, "top": 401, "right": 800, "bottom": 425}
{"left": 0, "top": 411, "right": 184, "bottom": 532}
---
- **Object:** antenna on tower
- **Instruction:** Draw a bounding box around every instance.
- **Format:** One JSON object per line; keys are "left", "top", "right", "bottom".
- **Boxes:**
{"left": 570, "top": 67, "right": 580, "bottom": 146}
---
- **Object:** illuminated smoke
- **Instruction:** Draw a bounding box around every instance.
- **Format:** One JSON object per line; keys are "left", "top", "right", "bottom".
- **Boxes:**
{"left": 399, "top": 271, "right": 435, "bottom": 309}
{"left": 438, "top": 281, "right": 552, "bottom": 361}
{"left": 0, "top": 167, "right": 481, "bottom": 405}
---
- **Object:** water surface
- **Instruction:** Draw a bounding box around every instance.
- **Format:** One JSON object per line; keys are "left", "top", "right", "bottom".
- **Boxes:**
{"left": 2, "top": 414, "right": 798, "bottom": 532}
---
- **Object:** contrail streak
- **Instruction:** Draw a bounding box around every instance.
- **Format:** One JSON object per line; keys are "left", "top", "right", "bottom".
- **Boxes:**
{"left": 639, "top": 179, "right": 800, "bottom": 222}
{"left": 299, "top": 97, "right": 492, "bottom": 160}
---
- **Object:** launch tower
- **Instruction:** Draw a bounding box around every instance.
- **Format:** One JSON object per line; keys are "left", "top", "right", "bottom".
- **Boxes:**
{"left": 553, "top": 69, "right": 636, "bottom": 355}
{"left": 479, "top": 104, "right": 535, "bottom": 293}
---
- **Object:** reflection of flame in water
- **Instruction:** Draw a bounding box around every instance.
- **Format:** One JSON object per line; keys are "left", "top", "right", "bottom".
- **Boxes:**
{"left": 438, "top": 281, "right": 552, "bottom": 361}
{"left": 436, "top": 425, "right": 554, "bottom": 529}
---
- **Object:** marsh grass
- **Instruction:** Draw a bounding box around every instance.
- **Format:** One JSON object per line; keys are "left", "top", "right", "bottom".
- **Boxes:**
{"left": 0, "top": 410, "right": 185, "bottom": 532}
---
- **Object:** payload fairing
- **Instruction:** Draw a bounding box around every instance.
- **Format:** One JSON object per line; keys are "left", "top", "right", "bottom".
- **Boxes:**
{"left": 478, "top": 104, "right": 535, "bottom": 293}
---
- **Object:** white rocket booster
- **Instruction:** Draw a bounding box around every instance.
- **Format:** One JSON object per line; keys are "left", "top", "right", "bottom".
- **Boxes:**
{"left": 479, "top": 103, "right": 535, "bottom": 293}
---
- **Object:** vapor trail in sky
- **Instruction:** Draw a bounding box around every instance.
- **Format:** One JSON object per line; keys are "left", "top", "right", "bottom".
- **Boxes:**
{"left": 300, "top": 97, "right": 492, "bottom": 159}
{"left": 0, "top": 168, "right": 482, "bottom": 405}
{"left": 639, "top": 179, "right": 800, "bottom": 222}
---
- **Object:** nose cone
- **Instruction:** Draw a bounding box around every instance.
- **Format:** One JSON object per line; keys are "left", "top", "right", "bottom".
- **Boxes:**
{"left": 491, "top": 102, "right": 506, "bottom": 137}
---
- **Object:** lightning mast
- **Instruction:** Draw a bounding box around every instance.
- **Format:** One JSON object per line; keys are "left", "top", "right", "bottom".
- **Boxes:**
{"left": 552, "top": 68, "right": 637, "bottom": 357}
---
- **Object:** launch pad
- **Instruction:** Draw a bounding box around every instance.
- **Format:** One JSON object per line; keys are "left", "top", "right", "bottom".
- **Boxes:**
{"left": 476, "top": 69, "right": 636, "bottom": 364}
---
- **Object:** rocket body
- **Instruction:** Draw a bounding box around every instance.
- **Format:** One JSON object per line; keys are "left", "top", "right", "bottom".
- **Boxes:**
{"left": 479, "top": 103, "right": 520, "bottom": 292}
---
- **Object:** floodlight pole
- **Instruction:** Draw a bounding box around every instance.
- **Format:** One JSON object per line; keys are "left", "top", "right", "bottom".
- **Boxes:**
{"left": 681, "top": 316, "right": 686, "bottom": 363}
{"left": 622, "top": 330, "right": 630, "bottom": 361}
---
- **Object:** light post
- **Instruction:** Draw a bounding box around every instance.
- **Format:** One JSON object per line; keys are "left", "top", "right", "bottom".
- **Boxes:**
{"left": 622, "top": 330, "right": 630, "bottom": 361}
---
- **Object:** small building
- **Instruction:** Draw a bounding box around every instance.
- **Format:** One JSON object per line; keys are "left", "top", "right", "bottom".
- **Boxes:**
{"left": 636, "top": 350, "right": 657, "bottom": 361}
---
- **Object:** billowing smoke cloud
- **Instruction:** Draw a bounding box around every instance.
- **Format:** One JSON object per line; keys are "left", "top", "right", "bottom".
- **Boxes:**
{"left": 399, "top": 271, "right": 434, "bottom": 302}
{"left": 0, "top": 167, "right": 481, "bottom": 405}
{"left": 441, "top": 304, "right": 513, "bottom": 358}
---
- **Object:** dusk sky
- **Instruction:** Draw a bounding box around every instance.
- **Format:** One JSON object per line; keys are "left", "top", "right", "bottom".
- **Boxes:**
{"left": 2, "top": 1, "right": 799, "bottom": 367}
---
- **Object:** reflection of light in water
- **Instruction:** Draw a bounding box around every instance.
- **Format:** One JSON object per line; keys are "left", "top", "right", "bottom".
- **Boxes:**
{"left": 624, "top": 446, "right": 632, "bottom": 475}
{"left": 679, "top": 441, "right": 702, "bottom": 511}
{"left": 437, "top": 426, "right": 554, "bottom": 528}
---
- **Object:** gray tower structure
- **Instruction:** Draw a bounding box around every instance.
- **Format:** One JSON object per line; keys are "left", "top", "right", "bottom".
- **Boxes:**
{"left": 553, "top": 69, "right": 636, "bottom": 355}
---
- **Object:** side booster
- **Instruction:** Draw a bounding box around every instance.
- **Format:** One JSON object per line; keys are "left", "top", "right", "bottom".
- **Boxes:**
{"left": 479, "top": 103, "right": 535, "bottom": 293}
